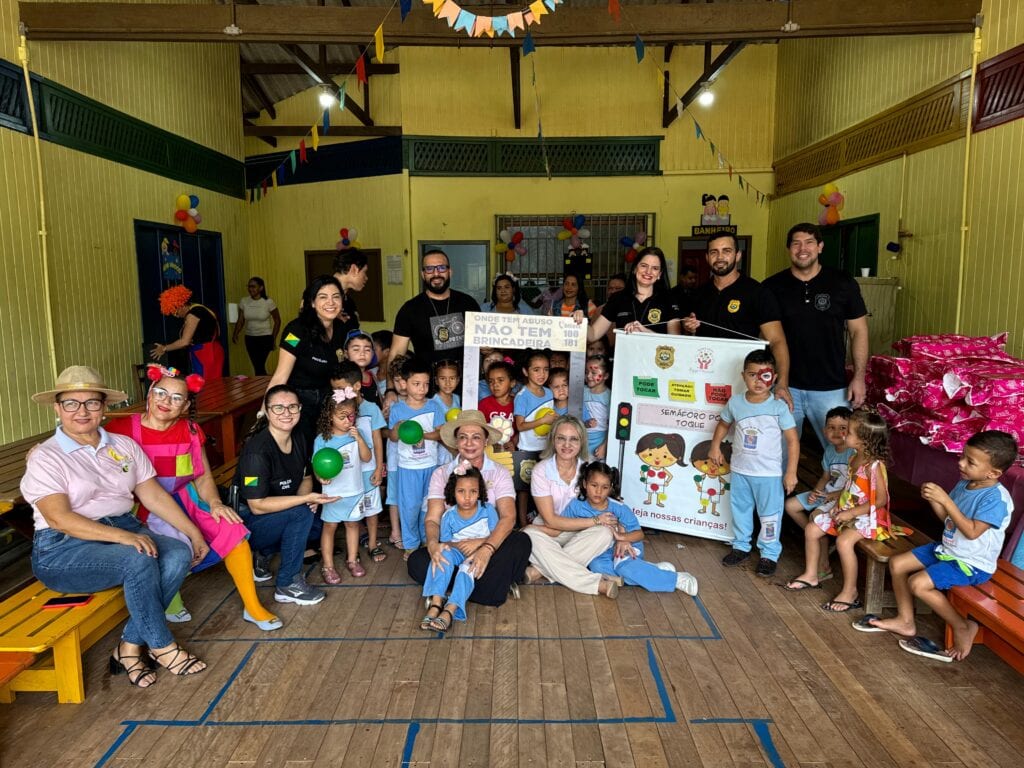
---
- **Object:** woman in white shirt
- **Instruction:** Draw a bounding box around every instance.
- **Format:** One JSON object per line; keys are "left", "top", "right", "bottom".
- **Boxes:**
{"left": 525, "top": 415, "right": 620, "bottom": 598}
{"left": 233, "top": 277, "right": 281, "bottom": 375}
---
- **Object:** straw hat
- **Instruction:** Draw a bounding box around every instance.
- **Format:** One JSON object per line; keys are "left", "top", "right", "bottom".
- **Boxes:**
{"left": 438, "top": 409, "right": 503, "bottom": 450}
{"left": 31, "top": 365, "right": 130, "bottom": 405}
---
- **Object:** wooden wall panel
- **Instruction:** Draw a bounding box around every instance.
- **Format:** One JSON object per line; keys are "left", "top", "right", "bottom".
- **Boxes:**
{"left": 774, "top": 34, "right": 971, "bottom": 159}
{"left": 982, "top": 0, "right": 1024, "bottom": 60}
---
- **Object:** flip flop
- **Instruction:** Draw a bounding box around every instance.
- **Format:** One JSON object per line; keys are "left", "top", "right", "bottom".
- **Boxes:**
{"left": 821, "top": 599, "right": 862, "bottom": 613}
{"left": 780, "top": 579, "right": 821, "bottom": 592}
{"left": 899, "top": 636, "right": 953, "bottom": 663}
{"left": 851, "top": 613, "right": 888, "bottom": 633}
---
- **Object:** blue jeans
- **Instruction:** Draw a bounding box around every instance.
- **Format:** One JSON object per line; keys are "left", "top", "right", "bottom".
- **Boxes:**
{"left": 31, "top": 514, "right": 191, "bottom": 649}
{"left": 729, "top": 472, "right": 784, "bottom": 561}
{"left": 791, "top": 387, "right": 849, "bottom": 450}
{"left": 590, "top": 546, "right": 677, "bottom": 593}
{"left": 238, "top": 501, "right": 313, "bottom": 588}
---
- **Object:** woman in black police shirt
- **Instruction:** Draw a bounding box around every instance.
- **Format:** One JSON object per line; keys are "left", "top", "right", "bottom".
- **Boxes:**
{"left": 266, "top": 275, "right": 356, "bottom": 443}
{"left": 583, "top": 247, "right": 682, "bottom": 340}
{"left": 236, "top": 385, "right": 338, "bottom": 606}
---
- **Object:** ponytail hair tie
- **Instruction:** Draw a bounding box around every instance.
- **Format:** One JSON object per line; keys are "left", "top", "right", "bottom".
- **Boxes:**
{"left": 332, "top": 386, "right": 357, "bottom": 403}
{"left": 185, "top": 374, "right": 205, "bottom": 393}
{"left": 452, "top": 459, "right": 472, "bottom": 477}
{"left": 146, "top": 364, "right": 182, "bottom": 382}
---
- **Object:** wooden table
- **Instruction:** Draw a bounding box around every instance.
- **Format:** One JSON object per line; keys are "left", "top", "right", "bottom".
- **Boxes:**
{"left": 0, "top": 432, "right": 51, "bottom": 508}
{"left": 112, "top": 375, "right": 270, "bottom": 463}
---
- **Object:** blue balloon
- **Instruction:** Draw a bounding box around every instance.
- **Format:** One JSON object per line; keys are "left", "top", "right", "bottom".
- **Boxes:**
{"left": 573, "top": 214, "right": 585, "bottom": 229}
{"left": 189, "top": 195, "right": 200, "bottom": 208}
{"left": 620, "top": 236, "right": 634, "bottom": 247}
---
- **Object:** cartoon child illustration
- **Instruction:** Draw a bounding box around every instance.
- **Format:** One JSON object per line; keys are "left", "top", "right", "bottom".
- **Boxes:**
{"left": 691, "top": 439, "right": 732, "bottom": 516}
{"left": 635, "top": 433, "right": 686, "bottom": 507}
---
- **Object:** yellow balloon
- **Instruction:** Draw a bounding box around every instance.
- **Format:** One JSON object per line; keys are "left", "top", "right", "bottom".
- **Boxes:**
{"left": 495, "top": 243, "right": 508, "bottom": 254}
{"left": 822, "top": 182, "right": 839, "bottom": 197}
{"left": 175, "top": 194, "right": 191, "bottom": 211}
{"left": 556, "top": 230, "right": 572, "bottom": 241}
{"left": 534, "top": 407, "right": 555, "bottom": 436}
{"left": 446, "top": 407, "right": 462, "bottom": 422}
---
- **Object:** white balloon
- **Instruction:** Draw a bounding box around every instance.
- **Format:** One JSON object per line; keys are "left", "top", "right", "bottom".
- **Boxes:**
{"left": 348, "top": 228, "right": 358, "bottom": 241}
{"left": 576, "top": 228, "right": 590, "bottom": 239}
{"left": 499, "top": 229, "right": 512, "bottom": 244}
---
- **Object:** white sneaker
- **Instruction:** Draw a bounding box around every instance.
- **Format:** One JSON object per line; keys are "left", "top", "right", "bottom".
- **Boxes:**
{"left": 243, "top": 609, "right": 284, "bottom": 631}
{"left": 165, "top": 607, "right": 192, "bottom": 623}
{"left": 655, "top": 561, "right": 676, "bottom": 573}
{"left": 676, "top": 572, "right": 698, "bottom": 596}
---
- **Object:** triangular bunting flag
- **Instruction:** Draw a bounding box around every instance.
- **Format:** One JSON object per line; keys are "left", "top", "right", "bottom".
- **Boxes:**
{"left": 675, "top": 98, "right": 684, "bottom": 116}
{"left": 544, "top": 0, "right": 556, "bottom": 10}
{"left": 453, "top": 9, "right": 475, "bottom": 33}
{"left": 709, "top": 141, "right": 716, "bottom": 155}
{"left": 472, "top": 15, "right": 492, "bottom": 37}
{"left": 523, "top": 9, "right": 534, "bottom": 25}
{"left": 694, "top": 119, "right": 703, "bottom": 139}
{"left": 323, "top": 108, "right": 330, "bottom": 134}
{"left": 438, "top": 0, "right": 460, "bottom": 25}
{"left": 728, "top": 164, "right": 733, "bottom": 180}
{"left": 290, "top": 150, "right": 297, "bottom": 172}
{"left": 311, "top": 125, "right": 320, "bottom": 151}
{"left": 522, "top": 30, "right": 535, "bottom": 55}
{"left": 608, "top": 0, "right": 620, "bottom": 21}
{"left": 431, "top": 0, "right": 445, "bottom": 14}
{"left": 255, "top": 186, "right": 261, "bottom": 202}
{"left": 338, "top": 82, "right": 346, "bottom": 111}
{"left": 278, "top": 163, "right": 286, "bottom": 181}
{"left": 634, "top": 35, "right": 645, "bottom": 63}
{"left": 737, "top": 174, "right": 744, "bottom": 189}
{"left": 272, "top": 169, "right": 278, "bottom": 189}
{"left": 718, "top": 152, "right": 725, "bottom": 169}
{"left": 249, "top": 188, "right": 254, "bottom": 203}
{"left": 374, "top": 24, "right": 384, "bottom": 62}
{"left": 492, "top": 15, "right": 509, "bottom": 36}
{"left": 400, "top": 0, "right": 412, "bottom": 21}
{"left": 299, "top": 140, "right": 307, "bottom": 163}
{"left": 529, "top": 1, "right": 548, "bottom": 21}
{"left": 508, "top": 12, "right": 525, "bottom": 33}
{"left": 261, "top": 179, "right": 267, "bottom": 197}
{"left": 356, "top": 55, "right": 367, "bottom": 85}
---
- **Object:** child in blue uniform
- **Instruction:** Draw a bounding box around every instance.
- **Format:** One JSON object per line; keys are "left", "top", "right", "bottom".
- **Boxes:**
{"left": 314, "top": 388, "right": 372, "bottom": 583}
{"left": 420, "top": 464, "right": 500, "bottom": 633}
{"left": 562, "top": 462, "right": 698, "bottom": 595}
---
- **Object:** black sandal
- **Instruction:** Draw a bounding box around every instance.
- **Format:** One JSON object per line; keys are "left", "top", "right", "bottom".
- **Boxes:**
{"left": 149, "top": 644, "right": 206, "bottom": 676}
{"left": 109, "top": 647, "right": 157, "bottom": 688}
{"left": 428, "top": 608, "right": 453, "bottom": 633}
{"left": 420, "top": 600, "right": 443, "bottom": 631}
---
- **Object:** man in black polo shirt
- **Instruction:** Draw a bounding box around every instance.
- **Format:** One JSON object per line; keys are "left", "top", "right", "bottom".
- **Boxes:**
{"left": 682, "top": 231, "right": 792, "bottom": 410}
{"left": 390, "top": 249, "right": 481, "bottom": 368}
{"left": 333, "top": 248, "right": 370, "bottom": 328}
{"left": 761, "top": 222, "right": 868, "bottom": 449}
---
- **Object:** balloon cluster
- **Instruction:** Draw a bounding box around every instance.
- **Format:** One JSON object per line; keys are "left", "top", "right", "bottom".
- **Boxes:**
{"left": 496, "top": 230, "right": 527, "bottom": 264}
{"left": 818, "top": 183, "right": 845, "bottom": 226}
{"left": 336, "top": 227, "right": 362, "bottom": 251}
{"left": 557, "top": 214, "right": 591, "bottom": 249}
{"left": 173, "top": 194, "right": 202, "bottom": 233}
{"left": 619, "top": 231, "right": 648, "bottom": 263}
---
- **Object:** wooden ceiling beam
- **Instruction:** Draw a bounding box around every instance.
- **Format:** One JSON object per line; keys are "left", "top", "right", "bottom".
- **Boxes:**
{"left": 242, "top": 73, "right": 277, "bottom": 120}
{"left": 663, "top": 41, "right": 745, "bottom": 128}
{"left": 241, "top": 62, "right": 398, "bottom": 75}
{"left": 244, "top": 118, "right": 278, "bottom": 147}
{"left": 18, "top": 1, "right": 982, "bottom": 45}
{"left": 280, "top": 42, "right": 374, "bottom": 126}
{"left": 244, "top": 124, "right": 401, "bottom": 137}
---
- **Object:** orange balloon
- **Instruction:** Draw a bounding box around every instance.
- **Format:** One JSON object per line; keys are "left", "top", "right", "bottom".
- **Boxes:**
{"left": 183, "top": 217, "right": 199, "bottom": 233}
{"left": 505, "top": 252, "right": 516, "bottom": 263}
{"left": 824, "top": 207, "right": 840, "bottom": 226}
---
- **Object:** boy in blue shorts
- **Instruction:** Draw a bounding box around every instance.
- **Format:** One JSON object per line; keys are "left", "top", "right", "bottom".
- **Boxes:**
{"left": 710, "top": 349, "right": 799, "bottom": 577}
{"left": 856, "top": 430, "right": 1018, "bottom": 663}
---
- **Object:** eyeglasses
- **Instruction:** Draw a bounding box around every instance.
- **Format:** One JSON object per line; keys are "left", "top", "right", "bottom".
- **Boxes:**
{"left": 422, "top": 265, "right": 450, "bottom": 275}
{"left": 58, "top": 398, "right": 105, "bottom": 413}
{"left": 554, "top": 435, "right": 581, "bottom": 444}
{"left": 267, "top": 403, "right": 302, "bottom": 415}
{"left": 150, "top": 387, "right": 188, "bottom": 406}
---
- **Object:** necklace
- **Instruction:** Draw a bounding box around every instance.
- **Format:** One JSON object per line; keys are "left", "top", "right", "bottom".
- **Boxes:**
{"left": 429, "top": 294, "right": 453, "bottom": 344}
{"left": 632, "top": 292, "right": 653, "bottom": 325}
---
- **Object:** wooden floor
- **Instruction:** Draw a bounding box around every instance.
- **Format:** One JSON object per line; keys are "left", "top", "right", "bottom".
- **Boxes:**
{"left": 2, "top": 529, "right": 1024, "bottom": 768}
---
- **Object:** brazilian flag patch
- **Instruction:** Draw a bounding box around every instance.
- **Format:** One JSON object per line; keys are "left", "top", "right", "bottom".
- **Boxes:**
{"left": 244, "top": 476, "right": 259, "bottom": 487}
{"left": 284, "top": 333, "right": 300, "bottom": 348}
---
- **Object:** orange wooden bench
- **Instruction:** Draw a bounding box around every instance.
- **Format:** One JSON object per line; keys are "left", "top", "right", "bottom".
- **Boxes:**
{"left": 946, "top": 558, "right": 1024, "bottom": 675}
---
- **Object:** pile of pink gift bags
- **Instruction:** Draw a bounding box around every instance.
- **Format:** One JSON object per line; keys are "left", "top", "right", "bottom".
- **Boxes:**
{"left": 867, "top": 332, "right": 1024, "bottom": 459}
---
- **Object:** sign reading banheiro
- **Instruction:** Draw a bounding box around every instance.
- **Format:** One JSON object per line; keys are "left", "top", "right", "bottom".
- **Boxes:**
{"left": 605, "top": 332, "right": 764, "bottom": 541}
{"left": 464, "top": 312, "right": 587, "bottom": 353}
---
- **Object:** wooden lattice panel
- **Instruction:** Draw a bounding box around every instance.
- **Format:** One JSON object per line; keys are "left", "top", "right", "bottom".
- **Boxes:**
{"left": 774, "top": 70, "right": 970, "bottom": 197}
{"left": 974, "top": 42, "right": 1024, "bottom": 133}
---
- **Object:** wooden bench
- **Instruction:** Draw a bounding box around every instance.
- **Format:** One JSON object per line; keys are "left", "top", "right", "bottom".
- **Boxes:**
{"left": 0, "top": 581, "right": 127, "bottom": 703}
{"left": 855, "top": 513, "right": 933, "bottom": 615}
{"left": 946, "top": 558, "right": 1024, "bottom": 674}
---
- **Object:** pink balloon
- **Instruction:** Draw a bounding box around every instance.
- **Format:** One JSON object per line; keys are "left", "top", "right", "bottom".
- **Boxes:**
{"left": 635, "top": 231, "right": 647, "bottom": 246}
{"left": 828, "top": 192, "right": 843, "bottom": 205}
{"left": 570, "top": 235, "right": 581, "bottom": 249}
{"left": 192, "top": 213, "right": 202, "bottom": 225}
{"left": 514, "top": 243, "right": 527, "bottom": 256}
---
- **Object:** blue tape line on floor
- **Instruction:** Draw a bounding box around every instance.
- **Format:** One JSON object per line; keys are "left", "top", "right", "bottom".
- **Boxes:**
{"left": 691, "top": 718, "right": 784, "bottom": 768}
{"left": 401, "top": 722, "right": 420, "bottom": 767}
{"left": 93, "top": 724, "right": 136, "bottom": 768}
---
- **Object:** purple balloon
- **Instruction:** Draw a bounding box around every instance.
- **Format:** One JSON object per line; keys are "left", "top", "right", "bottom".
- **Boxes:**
{"left": 635, "top": 231, "right": 647, "bottom": 245}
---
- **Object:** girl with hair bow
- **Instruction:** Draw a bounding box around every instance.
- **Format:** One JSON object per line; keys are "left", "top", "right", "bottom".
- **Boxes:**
{"left": 313, "top": 388, "right": 372, "bottom": 583}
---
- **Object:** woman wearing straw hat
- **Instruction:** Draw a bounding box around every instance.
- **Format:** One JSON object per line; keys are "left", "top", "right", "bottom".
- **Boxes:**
{"left": 406, "top": 410, "right": 532, "bottom": 608}
{"left": 20, "top": 366, "right": 210, "bottom": 688}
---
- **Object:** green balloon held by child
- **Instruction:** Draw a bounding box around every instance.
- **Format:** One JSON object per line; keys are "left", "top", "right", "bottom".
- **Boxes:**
{"left": 312, "top": 447, "right": 344, "bottom": 480}
{"left": 398, "top": 420, "right": 424, "bottom": 445}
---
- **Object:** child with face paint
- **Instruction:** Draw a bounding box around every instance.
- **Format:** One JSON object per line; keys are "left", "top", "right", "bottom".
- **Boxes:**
{"left": 709, "top": 349, "right": 799, "bottom": 578}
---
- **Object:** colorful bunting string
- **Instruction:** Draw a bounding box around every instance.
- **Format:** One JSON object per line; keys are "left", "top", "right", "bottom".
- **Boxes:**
{"left": 421, "top": 0, "right": 562, "bottom": 39}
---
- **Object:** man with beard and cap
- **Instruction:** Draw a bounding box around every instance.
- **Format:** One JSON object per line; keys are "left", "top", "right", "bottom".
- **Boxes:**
{"left": 390, "top": 249, "right": 481, "bottom": 370}
{"left": 761, "top": 222, "right": 868, "bottom": 450}
{"left": 683, "top": 230, "right": 793, "bottom": 410}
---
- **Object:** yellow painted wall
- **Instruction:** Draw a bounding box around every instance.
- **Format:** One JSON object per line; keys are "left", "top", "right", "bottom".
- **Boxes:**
{"left": 982, "top": 0, "right": 1024, "bottom": 59}
{"left": 0, "top": 0, "right": 248, "bottom": 443}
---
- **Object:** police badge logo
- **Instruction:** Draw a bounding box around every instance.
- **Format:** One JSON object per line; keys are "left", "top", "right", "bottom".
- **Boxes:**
{"left": 647, "top": 308, "right": 662, "bottom": 325}
{"left": 436, "top": 325, "right": 451, "bottom": 343}
{"left": 655, "top": 345, "right": 674, "bottom": 369}
{"left": 814, "top": 294, "right": 831, "bottom": 311}
{"left": 727, "top": 299, "right": 741, "bottom": 313}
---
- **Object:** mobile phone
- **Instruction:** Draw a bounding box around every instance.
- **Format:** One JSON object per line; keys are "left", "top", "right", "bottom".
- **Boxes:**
{"left": 41, "top": 594, "right": 93, "bottom": 609}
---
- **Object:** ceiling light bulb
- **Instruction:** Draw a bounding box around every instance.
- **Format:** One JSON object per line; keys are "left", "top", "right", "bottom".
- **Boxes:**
{"left": 698, "top": 90, "right": 715, "bottom": 107}
{"left": 318, "top": 88, "right": 337, "bottom": 108}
